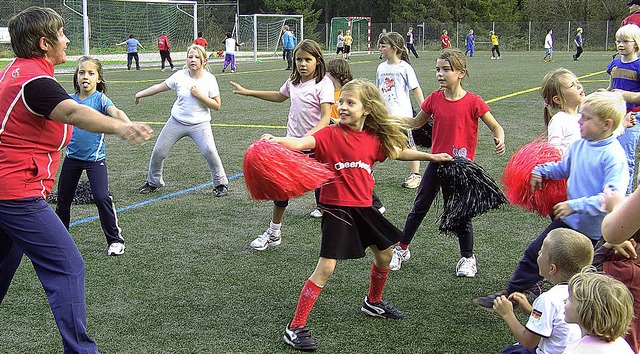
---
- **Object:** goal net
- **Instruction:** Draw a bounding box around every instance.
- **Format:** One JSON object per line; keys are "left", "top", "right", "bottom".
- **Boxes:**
{"left": 4, "top": 0, "right": 237, "bottom": 59}
{"left": 236, "top": 14, "right": 303, "bottom": 61}
{"left": 330, "top": 17, "right": 371, "bottom": 54}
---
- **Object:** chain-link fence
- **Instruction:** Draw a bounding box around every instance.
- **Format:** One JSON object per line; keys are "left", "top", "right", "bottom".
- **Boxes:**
{"left": 316, "top": 21, "right": 620, "bottom": 53}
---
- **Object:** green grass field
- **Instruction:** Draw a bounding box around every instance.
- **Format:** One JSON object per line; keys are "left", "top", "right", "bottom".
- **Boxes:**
{"left": 0, "top": 50, "right": 618, "bottom": 353}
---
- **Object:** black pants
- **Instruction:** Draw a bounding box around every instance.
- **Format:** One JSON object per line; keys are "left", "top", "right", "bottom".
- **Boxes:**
{"left": 284, "top": 49, "right": 293, "bottom": 69}
{"left": 492, "top": 45, "right": 501, "bottom": 57}
{"left": 574, "top": 46, "right": 583, "bottom": 60}
{"left": 127, "top": 52, "right": 140, "bottom": 70}
{"left": 407, "top": 43, "right": 419, "bottom": 58}
{"left": 160, "top": 50, "right": 174, "bottom": 69}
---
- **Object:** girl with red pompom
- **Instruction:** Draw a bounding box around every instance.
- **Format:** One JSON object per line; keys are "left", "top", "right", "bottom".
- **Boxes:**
{"left": 263, "top": 79, "right": 451, "bottom": 351}
{"left": 230, "top": 39, "right": 334, "bottom": 251}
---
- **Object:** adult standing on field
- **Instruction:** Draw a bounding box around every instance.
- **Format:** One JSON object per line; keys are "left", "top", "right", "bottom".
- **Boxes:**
{"left": 282, "top": 25, "right": 297, "bottom": 70}
{"left": 116, "top": 33, "right": 144, "bottom": 70}
{"left": 0, "top": 6, "right": 152, "bottom": 353}
{"left": 158, "top": 31, "right": 175, "bottom": 72}
{"left": 622, "top": 0, "right": 640, "bottom": 27}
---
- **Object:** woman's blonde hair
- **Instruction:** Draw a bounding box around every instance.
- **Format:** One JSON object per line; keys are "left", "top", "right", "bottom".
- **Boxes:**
{"left": 540, "top": 68, "right": 577, "bottom": 126}
{"left": 340, "top": 79, "right": 408, "bottom": 159}
{"left": 569, "top": 270, "right": 633, "bottom": 342}
{"left": 379, "top": 32, "right": 411, "bottom": 64}
{"left": 185, "top": 44, "right": 209, "bottom": 71}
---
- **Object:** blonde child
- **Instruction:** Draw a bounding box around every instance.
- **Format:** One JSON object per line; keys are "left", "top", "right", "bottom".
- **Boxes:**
{"left": 563, "top": 271, "right": 635, "bottom": 353}
{"left": 55, "top": 56, "right": 130, "bottom": 256}
{"left": 394, "top": 48, "right": 506, "bottom": 275}
{"left": 135, "top": 44, "right": 229, "bottom": 197}
{"left": 344, "top": 30, "right": 353, "bottom": 60}
{"left": 230, "top": 39, "right": 334, "bottom": 250}
{"left": 607, "top": 24, "right": 640, "bottom": 194}
{"left": 315, "top": 58, "right": 385, "bottom": 218}
{"left": 377, "top": 32, "right": 425, "bottom": 189}
{"left": 475, "top": 91, "right": 628, "bottom": 311}
{"left": 261, "top": 79, "right": 452, "bottom": 350}
{"left": 540, "top": 68, "right": 585, "bottom": 154}
{"left": 493, "top": 228, "right": 594, "bottom": 354}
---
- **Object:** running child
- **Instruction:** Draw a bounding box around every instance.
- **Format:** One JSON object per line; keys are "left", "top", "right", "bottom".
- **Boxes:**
{"left": 563, "top": 271, "right": 635, "bottom": 353}
{"left": 261, "top": 79, "right": 452, "bottom": 351}
{"left": 136, "top": 44, "right": 229, "bottom": 197}
{"left": 230, "top": 39, "right": 334, "bottom": 250}
{"left": 55, "top": 56, "right": 130, "bottom": 256}
{"left": 393, "top": 48, "right": 506, "bottom": 275}
{"left": 377, "top": 32, "right": 425, "bottom": 189}
{"left": 222, "top": 32, "right": 243, "bottom": 73}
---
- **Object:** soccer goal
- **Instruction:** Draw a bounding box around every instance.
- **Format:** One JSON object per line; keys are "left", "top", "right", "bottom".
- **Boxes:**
{"left": 330, "top": 17, "right": 371, "bottom": 54}
{"left": 236, "top": 14, "right": 303, "bottom": 62}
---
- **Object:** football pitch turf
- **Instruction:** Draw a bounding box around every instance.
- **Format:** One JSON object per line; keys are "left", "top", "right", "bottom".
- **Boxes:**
{"left": 0, "top": 49, "right": 619, "bottom": 353}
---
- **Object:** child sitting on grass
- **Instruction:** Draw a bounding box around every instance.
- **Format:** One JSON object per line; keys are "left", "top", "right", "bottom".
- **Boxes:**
{"left": 493, "top": 228, "right": 594, "bottom": 354}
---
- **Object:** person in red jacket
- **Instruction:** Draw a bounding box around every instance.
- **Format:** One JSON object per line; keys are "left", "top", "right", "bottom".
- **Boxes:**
{"left": 158, "top": 31, "right": 175, "bottom": 71}
{"left": 194, "top": 31, "right": 208, "bottom": 48}
{"left": 623, "top": 0, "right": 640, "bottom": 27}
{"left": 0, "top": 6, "right": 152, "bottom": 353}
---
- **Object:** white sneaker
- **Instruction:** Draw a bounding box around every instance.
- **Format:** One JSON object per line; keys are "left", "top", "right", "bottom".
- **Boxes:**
{"left": 402, "top": 173, "right": 421, "bottom": 189}
{"left": 310, "top": 209, "right": 322, "bottom": 218}
{"left": 390, "top": 246, "right": 411, "bottom": 271}
{"left": 490, "top": 56, "right": 496, "bottom": 60}
{"left": 250, "top": 228, "right": 282, "bottom": 250}
{"left": 377, "top": 206, "right": 386, "bottom": 215}
{"left": 107, "top": 242, "right": 125, "bottom": 256}
{"left": 456, "top": 255, "right": 477, "bottom": 277}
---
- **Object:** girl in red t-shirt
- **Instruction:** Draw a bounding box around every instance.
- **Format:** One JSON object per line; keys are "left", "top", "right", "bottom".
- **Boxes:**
{"left": 261, "top": 79, "right": 451, "bottom": 351}
{"left": 393, "top": 48, "right": 506, "bottom": 277}
{"left": 441, "top": 29, "right": 451, "bottom": 49}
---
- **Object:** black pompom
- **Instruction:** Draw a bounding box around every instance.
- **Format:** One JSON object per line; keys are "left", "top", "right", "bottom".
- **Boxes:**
{"left": 46, "top": 181, "right": 102, "bottom": 205}
{"left": 412, "top": 116, "right": 433, "bottom": 148}
{"left": 437, "top": 157, "right": 507, "bottom": 235}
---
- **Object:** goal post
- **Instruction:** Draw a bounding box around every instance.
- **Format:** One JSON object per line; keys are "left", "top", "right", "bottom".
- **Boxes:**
{"left": 53, "top": 0, "right": 238, "bottom": 61}
{"left": 236, "top": 14, "right": 303, "bottom": 62}
{"left": 330, "top": 17, "right": 371, "bottom": 54}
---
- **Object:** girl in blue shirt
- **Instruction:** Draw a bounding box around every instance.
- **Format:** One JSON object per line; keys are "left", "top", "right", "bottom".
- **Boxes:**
{"left": 55, "top": 56, "right": 131, "bottom": 256}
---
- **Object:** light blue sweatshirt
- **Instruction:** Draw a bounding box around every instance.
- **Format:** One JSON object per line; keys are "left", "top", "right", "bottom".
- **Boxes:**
{"left": 532, "top": 135, "right": 628, "bottom": 240}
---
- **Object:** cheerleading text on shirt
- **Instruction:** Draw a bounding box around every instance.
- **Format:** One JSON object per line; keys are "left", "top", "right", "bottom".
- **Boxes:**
{"left": 334, "top": 160, "right": 372, "bottom": 175}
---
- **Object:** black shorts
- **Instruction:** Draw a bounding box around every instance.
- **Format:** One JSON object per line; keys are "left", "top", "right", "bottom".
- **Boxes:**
{"left": 319, "top": 204, "right": 402, "bottom": 259}
{"left": 344, "top": 45, "right": 351, "bottom": 54}
{"left": 336, "top": 46, "right": 344, "bottom": 54}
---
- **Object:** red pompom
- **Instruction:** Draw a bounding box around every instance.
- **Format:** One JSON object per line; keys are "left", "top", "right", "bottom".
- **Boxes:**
{"left": 501, "top": 138, "right": 567, "bottom": 217}
{"left": 243, "top": 140, "right": 334, "bottom": 201}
